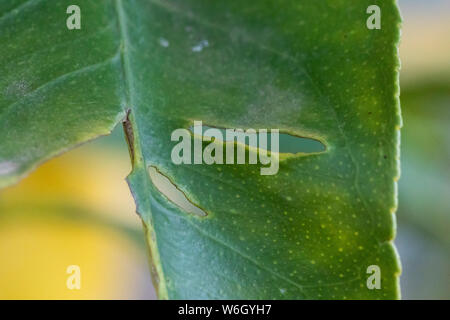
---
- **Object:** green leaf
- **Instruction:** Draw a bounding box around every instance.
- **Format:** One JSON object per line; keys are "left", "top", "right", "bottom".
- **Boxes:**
{"left": 0, "top": 0, "right": 401, "bottom": 299}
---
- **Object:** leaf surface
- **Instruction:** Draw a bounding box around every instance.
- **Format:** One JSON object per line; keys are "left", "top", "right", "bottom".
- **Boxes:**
{"left": 0, "top": 0, "right": 401, "bottom": 299}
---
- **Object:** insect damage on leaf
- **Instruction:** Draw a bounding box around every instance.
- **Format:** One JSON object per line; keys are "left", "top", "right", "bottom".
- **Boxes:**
{"left": 122, "top": 108, "right": 135, "bottom": 164}
{"left": 189, "top": 123, "right": 327, "bottom": 154}
{"left": 148, "top": 166, "right": 207, "bottom": 217}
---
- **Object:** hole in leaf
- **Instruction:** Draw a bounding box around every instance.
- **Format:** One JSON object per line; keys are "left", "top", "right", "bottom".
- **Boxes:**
{"left": 148, "top": 166, "right": 207, "bottom": 217}
{"left": 189, "top": 124, "right": 326, "bottom": 154}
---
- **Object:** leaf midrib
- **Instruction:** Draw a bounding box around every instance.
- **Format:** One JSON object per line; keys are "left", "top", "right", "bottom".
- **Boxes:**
{"left": 114, "top": 0, "right": 133, "bottom": 112}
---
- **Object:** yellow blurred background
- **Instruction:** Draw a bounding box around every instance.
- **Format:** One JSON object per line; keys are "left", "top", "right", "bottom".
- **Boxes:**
{"left": 0, "top": 134, "right": 155, "bottom": 299}
{"left": 0, "top": 0, "right": 449, "bottom": 299}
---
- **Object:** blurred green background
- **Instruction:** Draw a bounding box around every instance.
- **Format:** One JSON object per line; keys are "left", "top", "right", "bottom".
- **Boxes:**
{"left": 394, "top": 0, "right": 450, "bottom": 299}
{"left": 0, "top": 0, "right": 448, "bottom": 299}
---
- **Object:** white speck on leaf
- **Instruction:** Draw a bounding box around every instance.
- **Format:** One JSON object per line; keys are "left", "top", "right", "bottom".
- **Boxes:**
{"left": 159, "top": 37, "right": 169, "bottom": 48}
{"left": 192, "top": 40, "right": 209, "bottom": 52}
{"left": 5, "top": 80, "right": 31, "bottom": 98}
{"left": 0, "top": 161, "right": 18, "bottom": 175}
